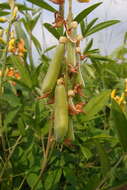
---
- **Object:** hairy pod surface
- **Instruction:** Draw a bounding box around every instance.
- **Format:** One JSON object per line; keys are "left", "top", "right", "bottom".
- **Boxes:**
{"left": 54, "top": 83, "right": 68, "bottom": 141}
{"left": 40, "top": 44, "right": 65, "bottom": 94}
{"left": 66, "top": 42, "right": 76, "bottom": 67}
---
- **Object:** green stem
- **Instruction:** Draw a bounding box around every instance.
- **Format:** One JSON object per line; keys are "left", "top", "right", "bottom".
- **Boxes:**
{"left": 96, "top": 154, "right": 124, "bottom": 190}
{"left": 0, "top": 20, "right": 13, "bottom": 155}
{"left": 67, "top": 0, "right": 73, "bottom": 23}
{"left": 31, "top": 126, "right": 54, "bottom": 190}
{"left": 29, "top": 31, "right": 34, "bottom": 70}
{"left": 0, "top": 136, "right": 22, "bottom": 179}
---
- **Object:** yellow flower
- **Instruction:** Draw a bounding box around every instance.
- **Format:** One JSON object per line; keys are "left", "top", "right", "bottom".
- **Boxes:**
{"left": 0, "top": 17, "right": 7, "bottom": 23}
{"left": 118, "top": 93, "right": 125, "bottom": 104}
{"left": 111, "top": 89, "right": 116, "bottom": 99}
{"left": 12, "top": 6, "right": 18, "bottom": 19}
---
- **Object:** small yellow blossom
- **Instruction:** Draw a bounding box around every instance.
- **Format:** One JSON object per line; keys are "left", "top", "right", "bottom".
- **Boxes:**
{"left": 0, "top": 17, "right": 7, "bottom": 23}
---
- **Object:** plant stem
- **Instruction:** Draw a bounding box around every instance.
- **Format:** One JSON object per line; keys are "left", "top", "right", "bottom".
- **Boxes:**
{"left": 29, "top": 30, "right": 34, "bottom": 70}
{"left": 96, "top": 154, "right": 124, "bottom": 190}
{"left": 0, "top": 20, "right": 12, "bottom": 155}
{"left": 68, "top": 0, "right": 73, "bottom": 23}
{"left": 31, "top": 126, "right": 54, "bottom": 190}
{"left": 0, "top": 136, "right": 22, "bottom": 180}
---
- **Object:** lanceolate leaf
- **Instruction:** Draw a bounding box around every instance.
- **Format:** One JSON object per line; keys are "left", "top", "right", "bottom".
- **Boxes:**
{"left": 31, "top": 34, "right": 42, "bottom": 54}
{"left": 44, "top": 23, "right": 61, "bottom": 40}
{"left": 85, "top": 20, "right": 120, "bottom": 37}
{"left": 82, "top": 90, "right": 111, "bottom": 121}
{"left": 27, "top": 0, "right": 57, "bottom": 13}
{"left": 11, "top": 55, "right": 33, "bottom": 89}
{"left": 0, "top": 11, "right": 10, "bottom": 16}
{"left": 74, "top": 2, "right": 102, "bottom": 23}
{"left": 85, "top": 174, "right": 100, "bottom": 190}
{"left": 15, "top": 22, "right": 30, "bottom": 50}
{"left": 111, "top": 100, "right": 127, "bottom": 152}
{"left": 95, "top": 141, "right": 110, "bottom": 176}
{"left": 0, "top": 3, "right": 32, "bottom": 11}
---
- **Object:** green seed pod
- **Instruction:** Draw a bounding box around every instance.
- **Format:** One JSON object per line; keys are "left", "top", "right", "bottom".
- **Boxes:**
{"left": 67, "top": 119, "right": 75, "bottom": 141}
{"left": 54, "top": 83, "right": 68, "bottom": 141}
{"left": 40, "top": 44, "right": 65, "bottom": 94}
{"left": 66, "top": 42, "right": 76, "bottom": 66}
{"left": 76, "top": 66, "right": 85, "bottom": 87}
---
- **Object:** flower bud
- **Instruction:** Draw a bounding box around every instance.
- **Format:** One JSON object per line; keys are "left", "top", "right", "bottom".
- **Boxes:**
{"left": 76, "top": 47, "right": 81, "bottom": 54}
{"left": 70, "top": 21, "right": 78, "bottom": 29}
{"left": 76, "top": 34, "right": 83, "bottom": 41}
{"left": 68, "top": 90, "right": 75, "bottom": 97}
{"left": 0, "top": 17, "right": 7, "bottom": 23}
{"left": 59, "top": 36, "right": 68, "bottom": 44}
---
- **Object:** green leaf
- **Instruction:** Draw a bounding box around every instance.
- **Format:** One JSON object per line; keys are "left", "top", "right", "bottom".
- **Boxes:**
{"left": 85, "top": 174, "right": 100, "bottom": 190}
{"left": 83, "top": 39, "right": 93, "bottom": 53}
{"left": 31, "top": 34, "right": 42, "bottom": 54}
{"left": 80, "top": 20, "right": 86, "bottom": 37}
{"left": 74, "top": 2, "right": 102, "bottom": 23}
{"left": 10, "top": 55, "right": 33, "bottom": 89}
{"left": 43, "top": 23, "right": 60, "bottom": 40}
{"left": 44, "top": 45, "right": 57, "bottom": 53}
{"left": 15, "top": 21, "right": 30, "bottom": 50}
{"left": 0, "top": 11, "right": 10, "bottom": 16}
{"left": 89, "top": 54, "right": 114, "bottom": 62}
{"left": 80, "top": 146, "right": 92, "bottom": 160}
{"left": 0, "top": 3, "right": 32, "bottom": 11}
{"left": 111, "top": 100, "right": 127, "bottom": 152}
{"left": 95, "top": 141, "right": 110, "bottom": 176}
{"left": 44, "top": 169, "right": 62, "bottom": 190}
{"left": 27, "top": 173, "right": 43, "bottom": 189}
{"left": 27, "top": 0, "right": 57, "bottom": 13}
{"left": 82, "top": 63, "right": 95, "bottom": 79}
{"left": 85, "top": 18, "right": 98, "bottom": 35}
{"left": 82, "top": 90, "right": 111, "bottom": 121}
{"left": 85, "top": 20, "right": 120, "bottom": 37}
{"left": 4, "top": 107, "right": 20, "bottom": 127}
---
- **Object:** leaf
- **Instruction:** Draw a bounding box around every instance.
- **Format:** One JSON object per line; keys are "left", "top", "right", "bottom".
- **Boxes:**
{"left": 74, "top": 2, "right": 102, "bottom": 23}
{"left": 84, "top": 18, "right": 98, "bottom": 35}
{"left": 80, "top": 146, "right": 92, "bottom": 160}
{"left": 83, "top": 39, "right": 93, "bottom": 53}
{"left": 82, "top": 63, "right": 95, "bottom": 79}
{"left": 89, "top": 54, "right": 114, "bottom": 62}
{"left": 10, "top": 55, "right": 33, "bottom": 89}
{"left": 44, "top": 169, "right": 62, "bottom": 190}
{"left": 27, "top": 0, "right": 57, "bottom": 13}
{"left": 0, "top": 3, "right": 32, "bottom": 11}
{"left": 85, "top": 20, "right": 120, "bottom": 37}
{"left": 44, "top": 45, "right": 56, "bottom": 53}
{"left": 43, "top": 23, "right": 60, "bottom": 40}
{"left": 82, "top": 90, "right": 111, "bottom": 121}
{"left": 15, "top": 21, "right": 30, "bottom": 50}
{"left": 80, "top": 20, "right": 86, "bottom": 37}
{"left": 27, "top": 173, "right": 43, "bottom": 189}
{"left": 111, "top": 100, "right": 127, "bottom": 152}
{"left": 4, "top": 107, "right": 20, "bottom": 127}
{"left": 85, "top": 174, "right": 100, "bottom": 190}
{"left": 0, "top": 11, "right": 10, "bottom": 16}
{"left": 95, "top": 141, "right": 110, "bottom": 176}
{"left": 31, "top": 34, "right": 42, "bottom": 54}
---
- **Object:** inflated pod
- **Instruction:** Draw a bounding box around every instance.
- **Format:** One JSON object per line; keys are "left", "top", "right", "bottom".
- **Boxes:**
{"left": 67, "top": 119, "right": 75, "bottom": 141}
{"left": 40, "top": 44, "right": 65, "bottom": 94}
{"left": 54, "top": 82, "right": 68, "bottom": 141}
{"left": 66, "top": 42, "right": 76, "bottom": 67}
